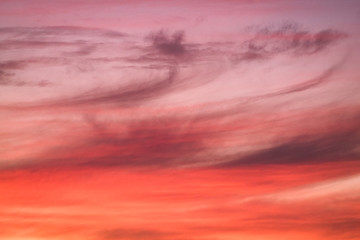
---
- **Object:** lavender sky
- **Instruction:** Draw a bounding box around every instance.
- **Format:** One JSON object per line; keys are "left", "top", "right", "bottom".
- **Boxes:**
{"left": 0, "top": 0, "right": 360, "bottom": 240}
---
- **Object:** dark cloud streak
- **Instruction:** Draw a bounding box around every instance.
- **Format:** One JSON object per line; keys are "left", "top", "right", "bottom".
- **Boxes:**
{"left": 51, "top": 67, "right": 178, "bottom": 106}
{"left": 0, "top": 26, "right": 126, "bottom": 39}
{"left": 240, "top": 23, "right": 347, "bottom": 60}
{"left": 218, "top": 126, "right": 360, "bottom": 167}
{"left": 99, "top": 228, "right": 176, "bottom": 240}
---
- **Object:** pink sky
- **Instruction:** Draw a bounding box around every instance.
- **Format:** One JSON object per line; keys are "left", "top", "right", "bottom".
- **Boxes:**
{"left": 0, "top": 0, "right": 360, "bottom": 239}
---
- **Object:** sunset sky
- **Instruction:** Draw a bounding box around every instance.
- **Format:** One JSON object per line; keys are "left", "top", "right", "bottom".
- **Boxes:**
{"left": 1, "top": 0, "right": 360, "bottom": 239}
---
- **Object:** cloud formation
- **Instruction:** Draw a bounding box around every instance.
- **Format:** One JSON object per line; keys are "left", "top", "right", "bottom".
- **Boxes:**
{"left": 240, "top": 22, "right": 347, "bottom": 60}
{"left": 0, "top": 2, "right": 358, "bottom": 238}
{"left": 148, "top": 30, "right": 186, "bottom": 56}
{"left": 220, "top": 127, "right": 360, "bottom": 167}
{"left": 0, "top": 26, "right": 126, "bottom": 39}
{"left": 99, "top": 228, "right": 175, "bottom": 240}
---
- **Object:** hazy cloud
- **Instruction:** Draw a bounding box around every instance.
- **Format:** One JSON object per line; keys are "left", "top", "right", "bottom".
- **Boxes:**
{"left": 50, "top": 67, "right": 178, "bottom": 106}
{"left": 0, "top": 26, "right": 126, "bottom": 39}
{"left": 219, "top": 126, "right": 360, "bottom": 167}
{"left": 242, "top": 22, "right": 347, "bottom": 58}
{"left": 99, "top": 228, "right": 174, "bottom": 240}
{"left": 148, "top": 30, "right": 186, "bottom": 56}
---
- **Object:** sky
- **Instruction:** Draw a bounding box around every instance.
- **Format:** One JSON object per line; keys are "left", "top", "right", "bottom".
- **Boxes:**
{"left": 0, "top": 0, "right": 360, "bottom": 239}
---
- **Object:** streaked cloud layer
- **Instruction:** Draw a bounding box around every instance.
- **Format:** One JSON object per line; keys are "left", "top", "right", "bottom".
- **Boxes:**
{"left": 0, "top": 0, "right": 360, "bottom": 239}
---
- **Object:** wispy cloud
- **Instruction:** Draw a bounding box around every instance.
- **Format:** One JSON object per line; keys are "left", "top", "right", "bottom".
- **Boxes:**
{"left": 238, "top": 22, "right": 348, "bottom": 60}
{"left": 0, "top": 3, "right": 358, "bottom": 238}
{"left": 99, "top": 228, "right": 176, "bottom": 240}
{"left": 0, "top": 26, "right": 126, "bottom": 39}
